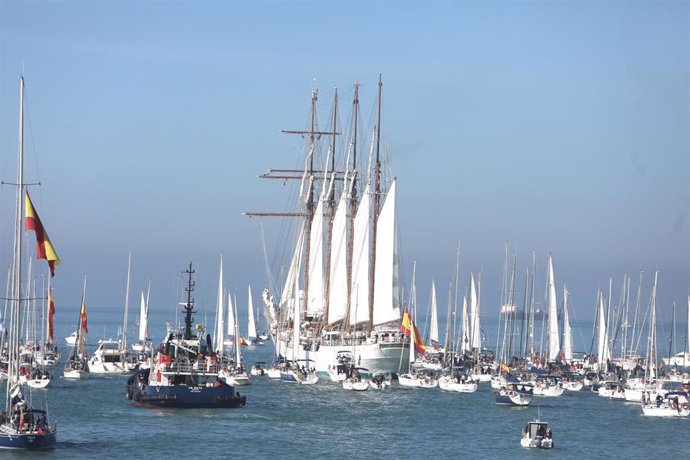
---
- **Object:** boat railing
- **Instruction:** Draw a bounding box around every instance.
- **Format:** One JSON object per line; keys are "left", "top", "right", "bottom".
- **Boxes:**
{"left": 161, "top": 361, "right": 219, "bottom": 374}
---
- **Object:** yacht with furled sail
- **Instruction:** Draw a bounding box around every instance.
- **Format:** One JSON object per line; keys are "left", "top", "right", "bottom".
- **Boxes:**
{"left": 247, "top": 77, "right": 409, "bottom": 377}
{"left": 1, "top": 75, "right": 57, "bottom": 449}
{"left": 126, "top": 263, "right": 246, "bottom": 408}
{"left": 64, "top": 279, "right": 90, "bottom": 379}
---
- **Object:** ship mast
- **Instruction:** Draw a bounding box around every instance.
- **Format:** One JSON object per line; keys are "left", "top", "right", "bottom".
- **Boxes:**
{"left": 5, "top": 75, "right": 25, "bottom": 411}
{"left": 368, "top": 75, "right": 383, "bottom": 331}
{"left": 322, "top": 89, "right": 338, "bottom": 324}
{"left": 345, "top": 83, "right": 360, "bottom": 331}
{"left": 183, "top": 262, "right": 196, "bottom": 340}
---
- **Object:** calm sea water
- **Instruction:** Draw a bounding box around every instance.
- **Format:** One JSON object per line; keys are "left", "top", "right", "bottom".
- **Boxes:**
{"left": 4, "top": 306, "right": 686, "bottom": 459}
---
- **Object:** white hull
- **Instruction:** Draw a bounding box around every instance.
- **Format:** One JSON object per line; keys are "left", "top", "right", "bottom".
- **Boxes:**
{"left": 23, "top": 377, "right": 51, "bottom": 389}
{"left": 438, "top": 376, "right": 478, "bottom": 393}
{"left": 343, "top": 378, "right": 369, "bottom": 391}
{"left": 642, "top": 404, "right": 690, "bottom": 417}
{"left": 63, "top": 369, "right": 89, "bottom": 379}
{"left": 88, "top": 362, "right": 134, "bottom": 374}
{"left": 275, "top": 335, "right": 409, "bottom": 377}
{"left": 398, "top": 373, "right": 438, "bottom": 388}
{"left": 563, "top": 381, "right": 583, "bottom": 392}
{"left": 472, "top": 373, "right": 493, "bottom": 383}
{"left": 533, "top": 385, "right": 564, "bottom": 397}
{"left": 267, "top": 367, "right": 282, "bottom": 379}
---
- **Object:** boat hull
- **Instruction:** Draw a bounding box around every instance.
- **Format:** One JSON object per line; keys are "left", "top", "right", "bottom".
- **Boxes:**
{"left": 0, "top": 430, "right": 56, "bottom": 450}
{"left": 127, "top": 369, "right": 246, "bottom": 409}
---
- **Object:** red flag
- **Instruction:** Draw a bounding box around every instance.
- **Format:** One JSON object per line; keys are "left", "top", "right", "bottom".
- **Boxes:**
{"left": 401, "top": 309, "right": 426, "bottom": 355}
{"left": 48, "top": 289, "right": 56, "bottom": 341}
{"left": 25, "top": 192, "right": 60, "bottom": 277}
{"left": 80, "top": 298, "right": 88, "bottom": 333}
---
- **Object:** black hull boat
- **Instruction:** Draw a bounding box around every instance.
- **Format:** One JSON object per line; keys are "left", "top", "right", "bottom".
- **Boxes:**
{"left": 125, "top": 263, "right": 247, "bottom": 410}
{"left": 126, "top": 368, "right": 246, "bottom": 409}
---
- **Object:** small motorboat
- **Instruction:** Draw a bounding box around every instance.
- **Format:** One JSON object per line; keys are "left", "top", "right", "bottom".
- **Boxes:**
{"left": 250, "top": 361, "right": 268, "bottom": 376}
{"left": 369, "top": 371, "right": 392, "bottom": 390}
{"left": 342, "top": 368, "right": 369, "bottom": 391}
{"left": 520, "top": 418, "right": 554, "bottom": 449}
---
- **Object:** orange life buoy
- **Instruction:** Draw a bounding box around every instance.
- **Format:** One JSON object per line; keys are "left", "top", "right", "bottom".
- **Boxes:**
{"left": 682, "top": 402, "right": 689, "bottom": 410}
{"left": 671, "top": 401, "right": 678, "bottom": 410}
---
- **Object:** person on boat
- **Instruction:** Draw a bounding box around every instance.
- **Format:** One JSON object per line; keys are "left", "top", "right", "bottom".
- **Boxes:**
{"left": 656, "top": 394, "right": 663, "bottom": 407}
{"left": 537, "top": 424, "right": 546, "bottom": 438}
{"left": 545, "top": 427, "right": 552, "bottom": 439}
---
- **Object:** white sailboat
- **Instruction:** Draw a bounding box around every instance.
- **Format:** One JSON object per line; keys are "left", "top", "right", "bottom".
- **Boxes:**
{"left": 546, "top": 255, "right": 560, "bottom": 363}
{"left": 253, "top": 79, "right": 409, "bottom": 376}
{"left": 596, "top": 289, "right": 610, "bottom": 373}
{"left": 131, "top": 287, "right": 151, "bottom": 353}
{"left": 64, "top": 279, "right": 90, "bottom": 379}
{"left": 246, "top": 285, "right": 264, "bottom": 345}
{"left": 663, "top": 295, "right": 690, "bottom": 368}
{"left": 641, "top": 272, "right": 689, "bottom": 417}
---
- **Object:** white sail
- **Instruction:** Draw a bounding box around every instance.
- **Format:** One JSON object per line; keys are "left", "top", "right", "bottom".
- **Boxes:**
{"left": 429, "top": 280, "right": 439, "bottom": 345}
{"left": 373, "top": 180, "right": 401, "bottom": 325}
{"left": 247, "top": 285, "right": 257, "bottom": 340}
{"left": 461, "top": 294, "right": 469, "bottom": 353}
{"left": 687, "top": 295, "right": 690, "bottom": 354}
{"left": 597, "top": 290, "right": 609, "bottom": 371}
{"left": 562, "top": 285, "right": 573, "bottom": 362}
{"left": 546, "top": 255, "right": 560, "bottom": 362}
{"left": 215, "top": 256, "right": 225, "bottom": 353}
{"left": 307, "top": 193, "right": 325, "bottom": 318}
{"left": 138, "top": 291, "right": 148, "bottom": 343}
{"left": 280, "top": 224, "right": 306, "bottom": 311}
{"left": 327, "top": 187, "right": 349, "bottom": 324}
{"left": 227, "top": 290, "right": 235, "bottom": 338}
{"left": 470, "top": 274, "right": 481, "bottom": 350}
{"left": 350, "top": 185, "right": 370, "bottom": 325}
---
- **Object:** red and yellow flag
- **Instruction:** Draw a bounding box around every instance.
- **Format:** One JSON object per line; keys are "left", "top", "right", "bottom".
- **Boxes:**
{"left": 48, "top": 289, "right": 56, "bottom": 341}
{"left": 80, "top": 299, "right": 88, "bottom": 333}
{"left": 25, "top": 192, "right": 60, "bottom": 277}
{"left": 401, "top": 309, "right": 426, "bottom": 355}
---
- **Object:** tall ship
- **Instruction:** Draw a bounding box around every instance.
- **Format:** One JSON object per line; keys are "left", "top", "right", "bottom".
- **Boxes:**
{"left": 247, "top": 77, "right": 410, "bottom": 376}
{"left": 1, "top": 75, "right": 57, "bottom": 449}
{"left": 126, "top": 263, "right": 246, "bottom": 408}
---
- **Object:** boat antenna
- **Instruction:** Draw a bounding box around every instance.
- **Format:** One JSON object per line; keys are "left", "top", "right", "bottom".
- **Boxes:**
{"left": 183, "top": 262, "right": 196, "bottom": 340}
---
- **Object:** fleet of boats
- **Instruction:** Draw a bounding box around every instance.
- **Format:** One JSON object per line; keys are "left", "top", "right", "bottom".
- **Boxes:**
{"left": 1, "top": 75, "right": 689, "bottom": 452}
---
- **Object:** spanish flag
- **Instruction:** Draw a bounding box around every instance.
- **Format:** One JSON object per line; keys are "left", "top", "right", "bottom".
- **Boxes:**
{"left": 80, "top": 298, "right": 88, "bottom": 333}
{"left": 25, "top": 192, "right": 60, "bottom": 277}
{"left": 401, "top": 309, "right": 426, "bottom": 355}
{"left": 48, "top": 289, "right": 56, "bottom": 341}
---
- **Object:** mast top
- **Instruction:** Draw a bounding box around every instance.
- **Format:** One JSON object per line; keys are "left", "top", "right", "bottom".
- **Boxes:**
{"left": 183, "top": 262, "right": 197, "bottom": 340}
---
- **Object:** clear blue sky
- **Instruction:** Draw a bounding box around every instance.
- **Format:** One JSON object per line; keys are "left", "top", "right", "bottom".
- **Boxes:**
{"left": 0, "top": 1, "right": 687, "bottom": 331}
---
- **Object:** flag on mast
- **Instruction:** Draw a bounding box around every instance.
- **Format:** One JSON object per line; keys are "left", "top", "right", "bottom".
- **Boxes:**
{"left": 25, "top": 191, "right": 60, "bottom": 277}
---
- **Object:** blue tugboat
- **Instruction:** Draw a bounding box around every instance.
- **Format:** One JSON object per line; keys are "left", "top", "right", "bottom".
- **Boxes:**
{"left": 126, "top": 263, "right": 246, "bottom": 409}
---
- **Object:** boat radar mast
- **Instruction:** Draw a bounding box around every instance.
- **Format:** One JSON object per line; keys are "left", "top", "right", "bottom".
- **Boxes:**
{"left": 183, "top": 262, "right": 196, "bottom": 340}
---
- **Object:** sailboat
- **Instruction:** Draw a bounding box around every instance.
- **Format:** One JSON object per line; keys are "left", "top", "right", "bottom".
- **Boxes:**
{"left": 0, "top": 75, "right": 57, "bottom": 449}
{"left": 250, "top": 78, "right": 409, "bottom": 377}
{"left": 126, "top": 263, "right": 246, "bottom": 408}
{"left": 64, "top": 279, "right": 90, "bottom": 379}
{"left": 560, "top": 287, "right": 583, "bottom": 391}
{"left": 19, "top": 265, "right": 53, "bottom": 389}
{"left": 132, "top": 286, "right": 151, "bottom": 353}
{"left": 663, "top": 295, "right": 690, "bottom": 368}
{"left": 219, "top": 292, "right": 253, "bottom": 386}
{"left": 89, "top": 252, "right": 136, "bottom": 374}
{"left": 246, "top": 285, "right": 264, "bottom": 345}
{"left": 641, "top": 272, "right": 689, "bottom": 417}
{"left": 398, "top": 309, "right": 437, "bottom": 389}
